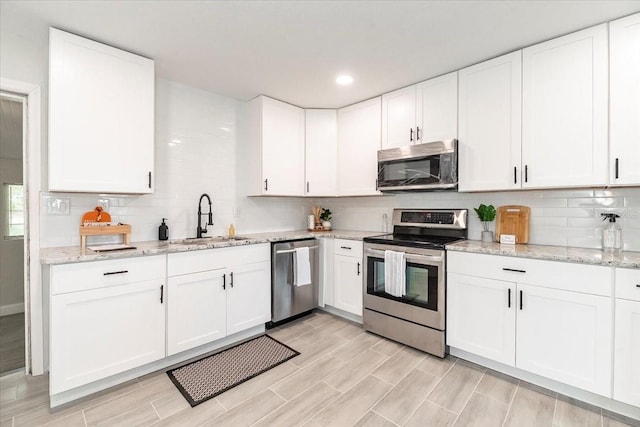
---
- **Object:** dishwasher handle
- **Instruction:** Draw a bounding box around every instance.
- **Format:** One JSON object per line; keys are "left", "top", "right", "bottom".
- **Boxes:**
{"left": 275, "top": 246, "right": 319, "bottom": 255}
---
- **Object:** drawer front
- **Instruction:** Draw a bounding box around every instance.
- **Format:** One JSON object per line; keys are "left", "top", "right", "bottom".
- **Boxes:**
{"left": 168, "top": 244, "right": 270, "bottom": 276}
{"left": 51, "top": 255, "right": 166, "bottom": 295}
{"left": 447, "top": 251, "right": 612, "bottom": 296}
{"left": 334, "top": 239, "right": 363, "bottom": 258}
{"left": 615, "top": 268, "right": 640, "bottom": 302}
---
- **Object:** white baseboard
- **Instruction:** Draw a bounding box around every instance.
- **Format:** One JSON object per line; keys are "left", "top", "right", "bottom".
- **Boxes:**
{"left": 319, "top": 305, "right": 363, "bottom": 324}
{"left": 0, "top": 303, "right": 25, "bottom": 316}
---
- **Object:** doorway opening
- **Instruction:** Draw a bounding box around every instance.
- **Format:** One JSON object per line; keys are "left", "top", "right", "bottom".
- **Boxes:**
{"left": 0, "top": 92, "right": 26, "bottom": 375}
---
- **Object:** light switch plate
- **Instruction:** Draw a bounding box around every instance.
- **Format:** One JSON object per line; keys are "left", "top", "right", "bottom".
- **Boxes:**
{"left": 45, "top": 197, "right": 70, "bottom": 215}
{"left": 97, "top": 198, "right": 110, "bottom": 211}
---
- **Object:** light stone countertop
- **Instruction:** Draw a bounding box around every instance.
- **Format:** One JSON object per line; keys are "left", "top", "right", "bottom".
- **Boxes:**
{"left": 446, "top": 240, "right": 640, "bottom": 269}
{"left": 40, "top": 229, "right": 383, "bottom": 265}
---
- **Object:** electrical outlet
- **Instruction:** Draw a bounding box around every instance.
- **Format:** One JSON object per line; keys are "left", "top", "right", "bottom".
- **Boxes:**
{"left": 45, "top": 197, "right": 70, "bottom": 215}
{"left": 98, "top": 198, "right": 110, "bottom": 211}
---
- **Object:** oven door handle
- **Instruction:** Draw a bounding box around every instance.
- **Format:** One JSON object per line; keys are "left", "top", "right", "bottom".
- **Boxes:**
{"left": 365, "top": 248, "right": 443, "bottom": 263}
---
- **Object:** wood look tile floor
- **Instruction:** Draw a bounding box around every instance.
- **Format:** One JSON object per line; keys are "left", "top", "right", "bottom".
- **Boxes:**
{"left": 0, "top": 311, "right": 638, "bottom": 427}
{"left": 0, "top": 313, "right": 25, "bottom": 375}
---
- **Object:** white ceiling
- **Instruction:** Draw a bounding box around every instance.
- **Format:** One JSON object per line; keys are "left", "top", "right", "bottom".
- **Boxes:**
{"left": 1, "top": 1, "right": 639, "bottom": 108}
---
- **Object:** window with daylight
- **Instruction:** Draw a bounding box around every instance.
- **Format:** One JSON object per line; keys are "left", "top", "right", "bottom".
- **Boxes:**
{"left": 5, "top": 183, "right": 24, "bottom": 238}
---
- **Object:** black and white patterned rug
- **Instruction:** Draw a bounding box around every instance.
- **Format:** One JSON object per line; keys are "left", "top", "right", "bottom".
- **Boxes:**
{"left": 166, "top": 335, "right": 299, "bottom": 407}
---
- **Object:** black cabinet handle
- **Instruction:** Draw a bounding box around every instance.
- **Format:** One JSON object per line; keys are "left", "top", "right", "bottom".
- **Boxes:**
{"left": 636, "top": 284, "right": 640, "bottom": 288}
{"left": 340, "top": 246, "right": 352, "bottom": 250}
{"left": 615, "top": 158, "right": 619, "bottom": 179}
{"left": 264, "top": 179, "right": 268, "bottom": 192}
{"left": 223, "top": 273, "right": 226, "bottom": 290}
{"left": 103, "top": 270, "right": 128, "bottom": 276}
{"left": 514, "top": 166, "right": 517, "bottom": 184}
{"left": 524, "top": 165, "right": 528, "bottom": 183}
{"left": 409, "top": 128, "right": 414, "bottom": 142}
{"left": 230, "top": 272, "right": 234, "bottom": 288}
{"left": 148, "top": 171, "right": 152, "bottom": 188}
{"left": 357, "top": 262, "right": 361, "bottom": 276}
{"left": 520, "top": 290, "right": 523, "bottom": 310}
{"left": 502, "top": 268, "right": 526, "bottom": 273}
{"left": 160, "top": 285, "right": 164, "bottom": 304}
{"left": 508, "top": 288, "right": 511, "bottom": 308}
{"left": 307, "top": 182, "right": 310, "bottom": 193}
{"left": 416, "top": 126, "right": 420, "bottom": 141}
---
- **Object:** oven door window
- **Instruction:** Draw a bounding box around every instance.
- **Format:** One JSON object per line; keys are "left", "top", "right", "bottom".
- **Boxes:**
{"left": 367, "top": 256, "right": 439, "bottom": 311}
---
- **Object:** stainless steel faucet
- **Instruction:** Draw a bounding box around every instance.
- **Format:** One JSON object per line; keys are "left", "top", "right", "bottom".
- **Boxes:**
{"left": 197, "top": 193, "right": 213, "bottom": 238}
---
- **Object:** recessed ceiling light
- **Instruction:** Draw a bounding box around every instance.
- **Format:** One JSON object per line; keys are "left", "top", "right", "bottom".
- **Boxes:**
{"left": 336, "top": 75, "right": 354, "bottom": 86}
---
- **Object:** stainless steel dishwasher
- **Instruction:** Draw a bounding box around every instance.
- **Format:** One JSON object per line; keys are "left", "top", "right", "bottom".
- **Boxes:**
{"left": 269, "top": 238, "right": 319, "bottom": 326}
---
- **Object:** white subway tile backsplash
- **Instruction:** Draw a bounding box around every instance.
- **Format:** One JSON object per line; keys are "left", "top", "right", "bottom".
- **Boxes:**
{"left": 567, "top": 197, "right": 624, "bottom": 208}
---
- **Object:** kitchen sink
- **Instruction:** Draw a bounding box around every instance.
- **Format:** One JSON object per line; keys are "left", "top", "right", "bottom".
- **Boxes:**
{"left": 170, "top": 236, "right": 251, "bottom": 245}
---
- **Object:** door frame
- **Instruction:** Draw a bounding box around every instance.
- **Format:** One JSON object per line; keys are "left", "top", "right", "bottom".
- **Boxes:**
{"left": 1, "top": 78, "right": 43, "bottom": 375}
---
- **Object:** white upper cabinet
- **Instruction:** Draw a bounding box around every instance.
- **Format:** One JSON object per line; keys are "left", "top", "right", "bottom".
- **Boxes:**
{"left": 247, "top": 96, "right": 305, "bottom": 196}
{"left": 337, "top": 97, "right": 382, "bottom": 196}
{"left": 610, "top": 13, "right": 640, "bottom": 186}
{"left": 305, "top": 109, "right": 337, "bottom": 196}
{"left": 381, "top": 73, "right": 457, "bottom": 149}
{"left": 458, "top": 52, "right": 522, "bottom": 192}
{"left": 415, "top": 72, "right": 458, "bottom": 143}
{"left": 48, "top": 28, "right": 155, "bottom": 194}
{"left": 381, "top": 86, "right": 417, "bottom": 149}
{"left": 522, "top": 24, "right": 608, "bottom": 188}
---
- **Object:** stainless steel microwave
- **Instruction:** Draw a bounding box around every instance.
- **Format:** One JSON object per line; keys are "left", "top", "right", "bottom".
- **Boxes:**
{"left": 376, "top": 139, "right": 458, "bottom": 192}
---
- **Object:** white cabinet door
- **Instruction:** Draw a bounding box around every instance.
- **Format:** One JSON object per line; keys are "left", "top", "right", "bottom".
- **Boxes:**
{"left": 610, "top": 13, "right": 640, "bottom": 186}
{"left": 415, "top": 72, "right": 458, "bottom": 143}
{"left": 614, "top": 299, "right": 640, "bottom": 407}
{"left": 381, "top": 86, "right": 417, "bottom": 149}
{"left": 305, "top": 109, "right": 337, "bottom": 196}
{"left": 337, "top": 97, "right": 382, "bottom": 196}
{"left": 49, "top": 28, "right": 154, "bottom": 194}
{"left": 333, "top": 254, "right": 363, "bottom": 316}
{"left": 522, "top": 24, "right": 608, "bottom": 188}
{"left": 458, "top": 51, "right": 522, "bottom": 192}
{"left": 261, "top": 97, "right": 305, "bottom": 196}
{"left": 50, "top": 280, "right": 165, "bottom": 394}
{"left": 516, "top": 283, "right": 612, "bottom": 396}
{"left": 226, "top": 261, "right": 271, "bottom": 335}
{"left": 167, "top": 269, "right": 227, "bottom": 356}
{"left": 447, "top": 273, "right": 516, "bottom": 366}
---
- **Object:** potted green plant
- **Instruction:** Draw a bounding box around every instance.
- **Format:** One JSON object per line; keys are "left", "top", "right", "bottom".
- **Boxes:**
{"left": 474, "top": 204, "right": 496, "bottom": 242}
{"left": 320, "top": 208, "right": 332, "bottom": 230}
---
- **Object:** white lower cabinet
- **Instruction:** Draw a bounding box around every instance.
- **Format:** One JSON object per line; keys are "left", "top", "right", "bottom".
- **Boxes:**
{"left": 167, "top": 245, "right": 270, "bottom": 356}
{"left": 167, "top": 269, "right": 227, "bottom": 355}
{"left": 332, "top": 239, "right": 364, "bottom": 316}
{"left": 50, "top": 279, "right": 166, "bottom": 394}
{"left": 515, "top": 283, "right": 612, "bottom": 395}
{"left": 447, "top": 251, "right": 613, "bottom": 397}
{"left": 614, "top": 267, "right": 640, "bottom": 407}
{"left": 226, "top": 260, "right": 271, "bottom": 335}
{"left": 447, "top": 273, "right": 515, "bottom": 366}
{"left": 50, "top": 246, "right": 270, "bottom": 395}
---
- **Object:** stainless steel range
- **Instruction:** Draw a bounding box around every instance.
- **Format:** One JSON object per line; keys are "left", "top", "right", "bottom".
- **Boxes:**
{"left": 363, "top": 208, "right": 467, "bottom": 357}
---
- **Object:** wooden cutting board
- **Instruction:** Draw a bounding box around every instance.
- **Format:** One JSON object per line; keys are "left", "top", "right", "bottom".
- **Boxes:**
{"left": 495, "top": 205, "right": 530, "bottom": 243}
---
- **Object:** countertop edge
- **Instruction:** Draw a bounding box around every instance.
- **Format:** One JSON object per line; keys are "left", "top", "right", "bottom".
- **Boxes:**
{"left": 446, "top": 241, "right": 640, "bottom": 269}
{"left": 40, "top": 229, "right": 382, "bottom": 265}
